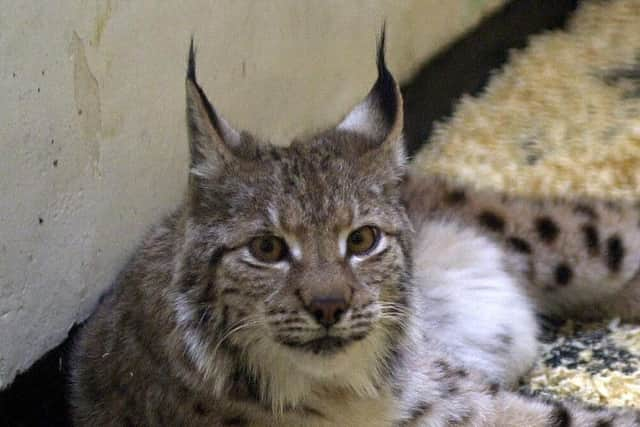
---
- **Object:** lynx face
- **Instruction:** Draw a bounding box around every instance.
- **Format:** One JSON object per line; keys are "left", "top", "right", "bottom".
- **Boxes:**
{"left": 207, "top": 139, "right": 412, "bottom": 357}
{"left": 174, "top": 39, "right": 411, "bottom": 383}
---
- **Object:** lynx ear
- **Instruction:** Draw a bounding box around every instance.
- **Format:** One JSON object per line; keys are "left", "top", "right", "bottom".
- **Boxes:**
{"left": 337, "top": 28, "right": 405, "bottom": 167}
{"left": 185, "top": 39, "right": 241, "bottom": 178}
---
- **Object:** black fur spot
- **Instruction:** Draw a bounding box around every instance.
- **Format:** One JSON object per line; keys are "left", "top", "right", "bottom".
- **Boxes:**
{"left": 195, "top": 307, "right": 212, "bottom": 325}
{"left": 605, "top": 235, "right": 625, "bottom": 272}
{"left": 180, "top": 272, "right": 198, "bottom": 292}
{"left": 573, "top": 203, "right": 598, "bottom": 220}
{"left": 535, "top": 216, "right": 560, "bottom": 243}
{"left": 223, "top": 416, "right": 248, "bottom": 426}
{"left": 434, "top": 359, "right": 451, "bottom": 372}
{"left": 554, "top": 263, "right": 573, "bottom": 286}
{"left": 507, "top": 236, "right": 532, "bottom": 254}
{"left": 210, "top": 247, "right": 226, "bottom": 267}
{"left": 497, "top": 333, "right": 513, "bottom": 346}
{"left": 269, "top": 148, "right": 281, "bottom": 161}
{"left": 351, "top": 333, "right": 368, "bottom": 341}
{"left": 549, "top": 403, "right": 572, "bottom": 427}
{"left": 446, "top": 383, "right": 459, "bottom": 395}
{"left": 449, "top": 412, "right": 473, "bottom": 426}
{"left": 488, "top": 382, "right": 500, "bottom": 396}
{"left": 477, "top": 211, "right": 505, "bottom": 233}
{"left": 595, "top": 420, "right": 613, "bottom": 427}
{"left": 454, "top": 368, "right": 468, "bottom": 378}
{"left": 408, "top": 401, "right": 432, "bottom": 421}
{"left": 445, "top": 189, "right": 467, "bottom": 204}
{"left": 193, "top": 402, "right": 208, "bottom": 415}
{"left": 581, "top": 224, "right": 600, "bottom": 256}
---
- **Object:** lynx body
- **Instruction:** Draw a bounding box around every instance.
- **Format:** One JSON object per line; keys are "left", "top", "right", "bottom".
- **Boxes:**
{"left": 70, "top": 37, "right": 640, "bottom": 426}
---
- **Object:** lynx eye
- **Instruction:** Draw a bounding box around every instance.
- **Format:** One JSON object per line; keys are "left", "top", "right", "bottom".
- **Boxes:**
{"left": 346, "top": 225, "right": 380, "bottom": 256}
{"left": 249, "top": 235, "right": 288, "bottom": 263}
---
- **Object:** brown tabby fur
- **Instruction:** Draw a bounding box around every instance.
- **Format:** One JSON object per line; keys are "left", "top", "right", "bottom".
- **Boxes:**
{"left": 70, "top": 35, "right": 640, "bottom": 426}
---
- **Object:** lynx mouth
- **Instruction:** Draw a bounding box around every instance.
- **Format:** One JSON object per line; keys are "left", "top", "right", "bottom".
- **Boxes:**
{"left": 281, "top": 335, "right": 355, "bottom": 355}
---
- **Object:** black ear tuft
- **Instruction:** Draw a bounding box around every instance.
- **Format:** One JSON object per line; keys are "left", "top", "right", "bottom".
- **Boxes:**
{"left": 376, "top": 22, "right": 388, "bottom": 79}
{"left": 187, "top": 36, "right": 197, "bottom": 82}
{"left": 337, "top": 25, "right": 405, "bottom": 169}
{"left": 374, "top": 23, "right": 398, "bottom": 134}
{"left": 185, "top": 37, "right": 230, "bottom": 154}
{"left": 338, "top": 24, "right": 402, "bottom": 142}
{"left": 184, "top": 39, "right": 244, "bottom": 177}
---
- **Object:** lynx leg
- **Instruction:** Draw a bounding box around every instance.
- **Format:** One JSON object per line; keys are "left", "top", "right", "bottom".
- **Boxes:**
{"left": 403, "top": 390, "right": 640, "bottom": 427}
{"left": 489, "top": 391, "right": 640, "bottom": 427}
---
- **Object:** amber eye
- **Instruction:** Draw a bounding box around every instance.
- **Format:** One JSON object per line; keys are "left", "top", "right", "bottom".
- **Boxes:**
{"left": 249, "top": 236, "right": 288, "bottom": 263}
{"left": 346, "top": 226, "right": 379, "bottom": 256}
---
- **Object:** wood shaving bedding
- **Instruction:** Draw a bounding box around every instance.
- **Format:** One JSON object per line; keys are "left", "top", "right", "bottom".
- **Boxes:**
{"left": 522, "top": 319, "right": 640, "bottom": 408}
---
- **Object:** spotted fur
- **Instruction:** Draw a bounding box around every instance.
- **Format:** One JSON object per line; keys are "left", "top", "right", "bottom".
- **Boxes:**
{"left": 71, "top": 37, "right": 640, "bottom": 426}
{"left": 403, "top": 174, "right": 640, "bottom": 321}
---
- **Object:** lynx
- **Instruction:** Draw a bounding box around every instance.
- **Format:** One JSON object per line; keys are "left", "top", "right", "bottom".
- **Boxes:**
{"left": 70, "top": 34, "right": 640, "bottom": 426}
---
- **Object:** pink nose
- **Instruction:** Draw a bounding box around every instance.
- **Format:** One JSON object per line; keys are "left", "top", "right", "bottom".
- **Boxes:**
{"left": 307, "top": 297, "right": 348, "bottom": 328}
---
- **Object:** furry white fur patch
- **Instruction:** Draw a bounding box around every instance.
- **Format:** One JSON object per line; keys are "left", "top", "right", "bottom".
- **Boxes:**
{"left": 412, "top": 219, "right": 539, "bottom": 385}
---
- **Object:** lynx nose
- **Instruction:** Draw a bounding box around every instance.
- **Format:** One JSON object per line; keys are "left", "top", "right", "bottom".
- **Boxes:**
{"left": 307, "top": 297, "right": 348, "bottom": 328}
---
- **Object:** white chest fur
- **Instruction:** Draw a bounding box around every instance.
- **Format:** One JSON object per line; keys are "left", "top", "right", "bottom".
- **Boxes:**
{"left": 264, "top": 393, "right": 397, "bottom": 427}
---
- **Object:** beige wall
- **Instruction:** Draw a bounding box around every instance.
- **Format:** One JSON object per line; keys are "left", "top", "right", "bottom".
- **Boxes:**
{"left": 0, "top": 0, "right": 504, "bottom": 388}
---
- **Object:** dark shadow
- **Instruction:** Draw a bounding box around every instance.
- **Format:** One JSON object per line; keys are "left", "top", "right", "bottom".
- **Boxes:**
{"left": 0, "top": 327, "right": 78, "bottom": 427}
{"left": 402, "top": 0, "right": 580, "bottom": 156}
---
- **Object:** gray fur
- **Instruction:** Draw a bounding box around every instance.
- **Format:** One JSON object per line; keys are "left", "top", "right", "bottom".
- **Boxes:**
{"left": 70, "top": 40, "right": 640, "bottom": 426}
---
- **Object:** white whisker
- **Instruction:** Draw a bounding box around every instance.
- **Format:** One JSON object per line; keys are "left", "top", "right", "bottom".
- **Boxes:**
{"left": 211, "top": 316, "right": 263, "bottom": 356}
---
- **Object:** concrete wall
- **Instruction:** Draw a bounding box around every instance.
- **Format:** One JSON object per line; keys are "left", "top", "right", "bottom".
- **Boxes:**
{"left": 0, "top": 0, "right": 504, "bottom": 388}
